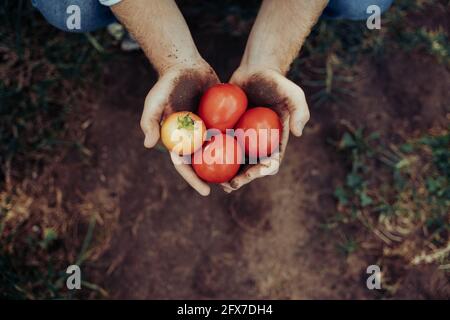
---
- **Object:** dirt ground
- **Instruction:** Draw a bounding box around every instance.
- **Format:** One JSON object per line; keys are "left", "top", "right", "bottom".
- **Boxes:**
{"left": 40, "top": 19, "right": 447, "bottom": 299}
{"left": 2, "top": 0, "right": 450, "bottom": 301}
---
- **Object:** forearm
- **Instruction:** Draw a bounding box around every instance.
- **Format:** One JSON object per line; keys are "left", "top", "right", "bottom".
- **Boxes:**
{"left": 241, "top": 0, "right": 328, "bottom": 75}
{"left": 111, "top": 0, "right": 202, "bottom": 74}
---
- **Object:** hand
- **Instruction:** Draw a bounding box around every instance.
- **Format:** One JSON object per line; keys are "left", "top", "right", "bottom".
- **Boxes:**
{"left": 141, "top": 60, "right": 219, "bottom": 196}
{"left": 221, "top": 66, "right": 310, "bottom": 193}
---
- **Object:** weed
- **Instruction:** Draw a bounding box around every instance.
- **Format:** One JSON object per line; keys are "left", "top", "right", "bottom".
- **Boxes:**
{"left": 0, "top": 1, "right": 110, "bottom": 184}
{"left": 332, "top": 127, "right": 449, "bottom": 270}
{"left": 289, "top": 0, "right": 450, "bottom": 108}
{"left": 0, "top": 1, "right": 111, "bottom": 299}
{"left": 337, "top": 235, "right": 359, "bottom": 255}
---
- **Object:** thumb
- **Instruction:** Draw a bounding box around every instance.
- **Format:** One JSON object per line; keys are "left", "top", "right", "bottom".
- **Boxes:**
{"left": 140, "top": 75, "right": 173, "bottom": 148}
{"left": 276, "top": 75, "right": 310, "bottom": 137}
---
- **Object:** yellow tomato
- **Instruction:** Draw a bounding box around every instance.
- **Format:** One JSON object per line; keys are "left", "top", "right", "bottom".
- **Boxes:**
{"left": 161, "top": 111, "right": 206, "bottom": 156}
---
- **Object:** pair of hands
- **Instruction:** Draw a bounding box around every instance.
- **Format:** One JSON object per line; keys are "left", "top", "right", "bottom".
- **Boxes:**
{"left": 140, "top": 59, "right": 310, "bottom": 196}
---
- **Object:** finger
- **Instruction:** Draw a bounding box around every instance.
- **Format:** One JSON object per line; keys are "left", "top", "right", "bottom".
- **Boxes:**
{"left": 223, "top": 152, "right": 281, "bottom": 192}
{"left": 140, "top": 75, "right": 174, "bottom": 148}
{"left": 170, "top": 152, "right": 210, "bottom": 196}
{"left": 279, "top": 115, "right": 290, "bottom": 155}
{"left": 229, "top": 158, "right": 280, "bottom": 190}
{"left": 229, "top": 165, "right": 263, "bottom": 190}
{"left": 221, "top": 115, "right": 289, "bottom": 193}
{"left": 220, "top": 182, "right": 234, "bottom": 194}
{"left": 277, "top": 76, "right": 310, "bottom": 137}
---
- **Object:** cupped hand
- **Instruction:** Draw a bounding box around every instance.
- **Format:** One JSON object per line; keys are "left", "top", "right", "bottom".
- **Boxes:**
{"left": 140, "top": 60, "right": 219, "bottom": 196}
{"left": 221, "top": 66, "right": 310, "bottom": 193}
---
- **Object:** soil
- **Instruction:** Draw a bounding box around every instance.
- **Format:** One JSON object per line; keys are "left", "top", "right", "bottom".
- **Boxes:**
{"left": 51, "top": 29, "right": 449, "bottom": 299}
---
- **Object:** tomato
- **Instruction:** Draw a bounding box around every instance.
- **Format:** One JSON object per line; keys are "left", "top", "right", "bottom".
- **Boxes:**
{"left": 160, "top": 111, "right": 206, "bottom": 156}
{"left": 192, "top": 133, "right": 243, "bottom": 183}
{"left": 234, "top": 107, "right": 282, "bottom": 159}
{"left": 198, "top": 83, "right": 247, "bottom": 132}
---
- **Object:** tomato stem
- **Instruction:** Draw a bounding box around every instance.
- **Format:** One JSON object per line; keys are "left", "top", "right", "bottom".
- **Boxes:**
{"left": 177, "top": 113, "right": 195, "bottom": 130}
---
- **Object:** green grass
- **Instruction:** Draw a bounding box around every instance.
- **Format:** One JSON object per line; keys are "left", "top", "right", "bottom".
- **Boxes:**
{"left": 0, "top": 1, "right": 109, "bottom": 184}
{"left": 289, "top": 0, "right": 450, "bottom": 107}
{"left": 0, "top": 212, "right": 103, "bottom": 299}
{"left": 1, "top": 0, "right": 448, "bottom": 299}
{"left": 0, "top": 1, "right": 111, "bottom": 299}
{"left": 330, "top": 127, "right": 449, "bottom": 264}
{"left": 337, "top": 235, "right": 359, "bottom": 256}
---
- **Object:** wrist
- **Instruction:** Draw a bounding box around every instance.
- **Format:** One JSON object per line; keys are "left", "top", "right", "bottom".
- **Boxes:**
{"left": 158, "top": 54, "right": 209, "bottom": 76}
{"left": 239, "top": 52, "right": 284, "bottom": 76}
{"left": 235, "top": 62, "right": 283, "bottom": 78}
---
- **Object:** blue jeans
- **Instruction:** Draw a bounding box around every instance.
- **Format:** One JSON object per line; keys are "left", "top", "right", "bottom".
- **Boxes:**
{"left": 33, "top": 0, "right": 394, "bottom": 33}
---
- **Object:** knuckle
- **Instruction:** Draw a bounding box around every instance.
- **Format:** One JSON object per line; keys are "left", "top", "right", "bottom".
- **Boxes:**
{"left": 245, "top": 171, "right": 254, "bottom": 179}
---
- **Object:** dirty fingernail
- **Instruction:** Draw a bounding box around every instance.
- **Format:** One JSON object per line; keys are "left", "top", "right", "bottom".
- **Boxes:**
{"left": 230, "top": 179, "right": 240, "bottom": 189}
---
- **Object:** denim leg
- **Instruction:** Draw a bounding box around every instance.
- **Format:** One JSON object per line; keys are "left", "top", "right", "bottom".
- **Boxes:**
{"left": 324, "top": 0, "right": 394, "bottom": 20}
{"left": 32, "top": 0, "right": 116, "bottom": 33}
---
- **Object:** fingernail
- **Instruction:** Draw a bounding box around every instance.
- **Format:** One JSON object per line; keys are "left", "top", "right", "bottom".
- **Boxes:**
{"left": 198, "top": 187, "right": 210, "bottom": 196}
{"left": 223, "top": 187, "right": 232, "bottom": 194}
{"left": 230, "top": 180, "right": 239, "bottom": 189}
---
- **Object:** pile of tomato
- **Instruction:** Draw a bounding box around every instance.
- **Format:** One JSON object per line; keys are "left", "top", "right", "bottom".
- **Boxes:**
{"left": 160, "top": 83, "right": 282, "bottom": 184}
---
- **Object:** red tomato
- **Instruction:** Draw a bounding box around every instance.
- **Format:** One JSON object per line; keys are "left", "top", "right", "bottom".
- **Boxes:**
{"left": 192, "top": 133, "right": 243, "bottom": 183}
{"left": 234, "top": 107, "right": 282, "bottom": 159}
{"left": 198, "top": 83, "right": 247, "bottom": 132}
